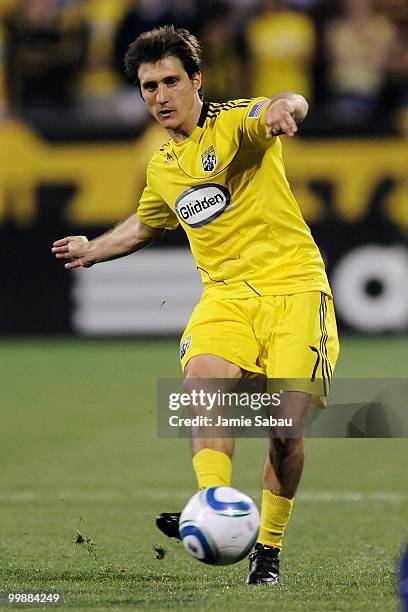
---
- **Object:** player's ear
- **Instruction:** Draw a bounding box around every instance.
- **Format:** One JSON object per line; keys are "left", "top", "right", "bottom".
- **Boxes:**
{"left": 192, "top": 72, "right": 202, "bottom": 93}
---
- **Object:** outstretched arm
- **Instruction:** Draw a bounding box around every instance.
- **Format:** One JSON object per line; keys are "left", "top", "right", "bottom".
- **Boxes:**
{"left": 264, "top": 92, "right": 309, "bottom": 139}
{"left": 52, "top": 215, "right": 164, "bottom": 269}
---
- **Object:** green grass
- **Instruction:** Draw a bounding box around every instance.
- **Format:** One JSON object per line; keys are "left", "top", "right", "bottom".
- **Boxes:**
{"left": 0, "top": 336, "right": 407, "bottom": 610}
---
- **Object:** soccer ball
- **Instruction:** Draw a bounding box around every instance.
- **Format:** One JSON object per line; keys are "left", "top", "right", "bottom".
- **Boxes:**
{"left": 179, "top": 486, "right": 260, "bottom": 565}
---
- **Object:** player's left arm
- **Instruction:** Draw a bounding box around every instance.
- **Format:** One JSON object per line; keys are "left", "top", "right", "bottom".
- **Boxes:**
{"left": 264, "top": 92, "right": 309, "bottom": 139}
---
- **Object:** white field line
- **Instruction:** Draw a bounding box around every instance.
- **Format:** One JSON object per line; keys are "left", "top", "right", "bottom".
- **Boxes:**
{"left": 0, "top": 491, "right": 406, "bottom": 503}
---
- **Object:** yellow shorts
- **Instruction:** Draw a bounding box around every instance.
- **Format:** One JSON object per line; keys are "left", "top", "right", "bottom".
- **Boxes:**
{"left": 180, "top": 291, "right": 339, "bottom": 401}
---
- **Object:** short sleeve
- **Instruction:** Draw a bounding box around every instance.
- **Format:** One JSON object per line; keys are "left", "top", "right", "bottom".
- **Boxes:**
{"left": 242, "top": 97, "right": 274, "bottom": 148}
{"left": 137, "top": 182, "right": 179, "bottom": 230}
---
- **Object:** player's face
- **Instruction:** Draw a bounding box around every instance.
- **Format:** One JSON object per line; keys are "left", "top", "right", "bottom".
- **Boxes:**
{"left": 138, "top": 56, "right": 202, "bottom": 135}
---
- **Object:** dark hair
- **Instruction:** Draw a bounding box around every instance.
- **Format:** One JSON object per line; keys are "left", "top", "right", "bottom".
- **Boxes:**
{"left": 124, "top": 25, "right": 202, "bottom": 87}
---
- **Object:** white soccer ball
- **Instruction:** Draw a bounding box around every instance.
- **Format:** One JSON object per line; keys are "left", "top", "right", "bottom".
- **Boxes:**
{"left": 179, "top": 486, "right": 260, "bottom": 565}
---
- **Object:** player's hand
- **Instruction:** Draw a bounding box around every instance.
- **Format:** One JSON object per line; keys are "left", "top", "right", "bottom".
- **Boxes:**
{"left": 264, "top": 99, "right": 299, "bottom": 139}
{"left": 51, "top": 236, "right": 93, "bottom": 269}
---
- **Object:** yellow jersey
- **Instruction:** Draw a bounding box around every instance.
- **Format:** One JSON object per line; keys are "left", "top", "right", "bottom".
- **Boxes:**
{"left": 137, "top": 98, "right": 331, "bottom": 299}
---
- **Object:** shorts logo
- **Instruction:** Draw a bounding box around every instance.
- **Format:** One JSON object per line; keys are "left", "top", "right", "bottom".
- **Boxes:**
{"left": 180, "top": 335, "right": 191, "bottom": 360}
{"left": 201, "top": 145, "right": 217, "bottom": 172}
{"left": 175, "top": 183, "right": 231, "bottom": 228}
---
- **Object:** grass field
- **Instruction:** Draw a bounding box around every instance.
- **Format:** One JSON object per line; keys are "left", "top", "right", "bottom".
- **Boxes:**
{"left": 1, "top": 336, "right": 407, "bottom": 611}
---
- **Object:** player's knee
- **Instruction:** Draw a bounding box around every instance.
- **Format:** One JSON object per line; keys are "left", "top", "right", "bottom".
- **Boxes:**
{"left": 184, "top": 362, "right": 211, "bottom": 379}
{"left": 184, "top": 355, "right": 241, "bottom": 379}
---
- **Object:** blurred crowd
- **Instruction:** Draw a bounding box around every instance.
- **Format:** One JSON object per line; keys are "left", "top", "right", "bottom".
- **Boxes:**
{"left": 0, "top": 0, "right": 407, "bottom": 138}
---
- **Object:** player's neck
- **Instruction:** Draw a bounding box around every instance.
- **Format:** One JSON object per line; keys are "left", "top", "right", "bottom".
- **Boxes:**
{"left": 168, "top": 98, "right": 203, "bottom": 144}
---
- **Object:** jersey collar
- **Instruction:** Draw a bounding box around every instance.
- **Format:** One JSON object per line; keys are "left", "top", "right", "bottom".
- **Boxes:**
{"left": 197, "top": 101, "right": 209, "bottom": 128}
{"left": 172, "top": 101, "right": 209, "bottom": 148}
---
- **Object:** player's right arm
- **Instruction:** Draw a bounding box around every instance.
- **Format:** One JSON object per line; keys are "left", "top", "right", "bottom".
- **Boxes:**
{"left": 52, "top": 215, "right": 164, "bottom": 270}
{"left": 243, "top": 93, "right": 309, "bottom": 146}
{"left": 264, "top": 92, "right": 309, "bottom": 139}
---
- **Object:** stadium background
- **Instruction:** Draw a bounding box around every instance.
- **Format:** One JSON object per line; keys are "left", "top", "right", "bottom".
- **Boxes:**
{"left": 1, "top": 0, "right": 407, "bottom": 610}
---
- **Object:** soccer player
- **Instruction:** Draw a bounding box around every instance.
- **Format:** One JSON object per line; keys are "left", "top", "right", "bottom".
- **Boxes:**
{"left": 52, "top": 26, "right": 339, "bottom": 584}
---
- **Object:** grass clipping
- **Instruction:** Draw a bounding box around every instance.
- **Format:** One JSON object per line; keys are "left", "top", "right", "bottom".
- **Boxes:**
{"left": 74, "top": 517, "right": 97, "bottom": 561}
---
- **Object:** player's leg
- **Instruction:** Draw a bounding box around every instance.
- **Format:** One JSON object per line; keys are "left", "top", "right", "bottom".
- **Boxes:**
{"left": 247, "top": 392, "right": 309, "bottom": 585}
{"left": 184, "top": 354, "right": 241, "bottom": 488}
{"left": 157, "top": 295, "right": 261, "bottom": 540}
{"left": 261, "top": 390, "right": 313, "bottom": 498}
{"left": 261, "top": 391, "right": 309, "bottom": 536}
{"left": 179, "top": 296, "right": 261, "bottom": 490}
{"left": 247, "top": 292, "right": 339, "bottom": 585}
{"left": 156, "top": 354, "right": 242, "bottom": 539}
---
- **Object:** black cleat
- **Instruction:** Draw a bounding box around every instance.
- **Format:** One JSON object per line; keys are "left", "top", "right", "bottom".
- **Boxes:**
{"left": 246, "top": 543, "right": 280, "bottom": 585}
{"left": 156, "top": 512, "right": 181, "bottom": 539}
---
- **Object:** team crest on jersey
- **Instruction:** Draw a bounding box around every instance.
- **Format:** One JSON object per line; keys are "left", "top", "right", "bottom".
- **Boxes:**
{"left": 180, "top": 335, "right": 191, "bottom": 360}
{"left": 201, "top": 145, "right": 217, "bottom": 172}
